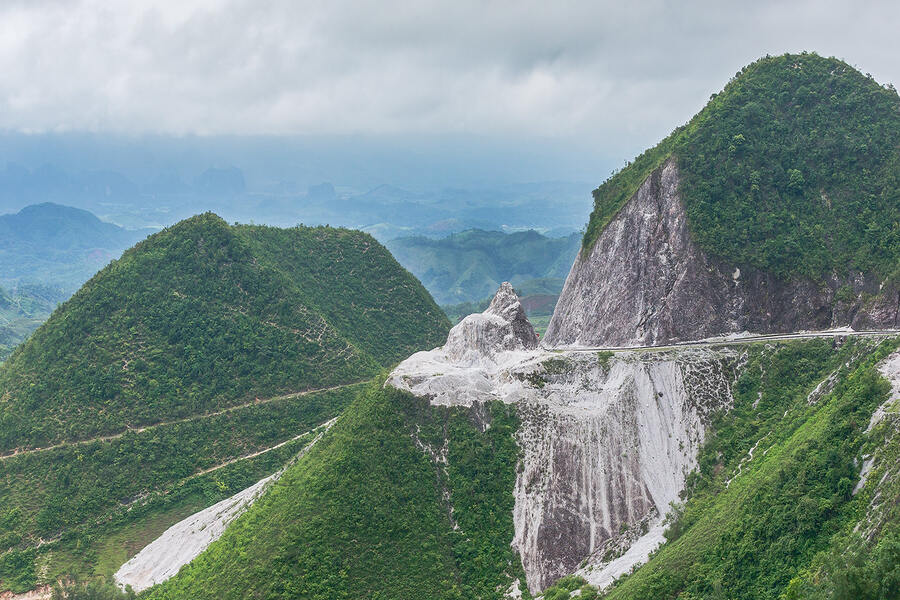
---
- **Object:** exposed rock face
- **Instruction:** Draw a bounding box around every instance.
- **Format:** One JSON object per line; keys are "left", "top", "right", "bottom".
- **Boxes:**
{"left": 510, "top": 351, "right": 738, "bottom": 591}
{"left": 545, "top": 158, "right": 900, "bottom": 348}
{"left": 441, "top": 281, "right": 538, "bottom": 366}
{"left": 388, "top": 284, "right": 742, "bottom": 592}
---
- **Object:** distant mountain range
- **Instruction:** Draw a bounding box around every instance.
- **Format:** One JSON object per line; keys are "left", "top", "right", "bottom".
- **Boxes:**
{"left": 0, "top": 159, "right": 592, "bottom": 237}
{"left": 386, "top": 229, "right": 581, "bottom": 306}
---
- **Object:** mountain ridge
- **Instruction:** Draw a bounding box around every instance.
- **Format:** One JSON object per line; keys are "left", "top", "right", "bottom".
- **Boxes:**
{"left": 548, "top": 53, "right": 900, "bottom": 347}
{"left": 0, "top": 214, "right": 450, "bottom": 593}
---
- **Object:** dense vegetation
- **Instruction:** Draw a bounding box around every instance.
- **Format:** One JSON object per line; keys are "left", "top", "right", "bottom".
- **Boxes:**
{"left": 386, "top": 229, "right": 579, "bottom": 304}
{"left": 237, "top": 224, "right": 448, "bottom": 366}
{"left": 146, "top": 382, "right": 525, "bottom": 600}
{"left": 0, "top": 213, "right": 449, "bottom": 451}
{"left": 584, "top": 53, "right": 900, "bottom": 281}
{"left": 0, "top": 214, "right": 450, "bottom": 594}
{"left": 0, "top": 384, "right": 360, "bottom": 592}
{"left": 601, "top": 337, "right": 899, "bottom": 599}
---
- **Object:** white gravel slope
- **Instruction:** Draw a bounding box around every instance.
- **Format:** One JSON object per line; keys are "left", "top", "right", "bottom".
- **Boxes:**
{"left": 114, "top": 420, "right": 335, "bottom": 592}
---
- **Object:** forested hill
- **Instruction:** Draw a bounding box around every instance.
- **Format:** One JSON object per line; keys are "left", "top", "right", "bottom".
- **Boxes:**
{"left": 583, "top": 52, "right": 900, "bottom": 282}
{"left": 0, "top": 213, "right": 449, "bottom": 452}
{"left": 0, "top": 213, "right": 449, "bottom": 594}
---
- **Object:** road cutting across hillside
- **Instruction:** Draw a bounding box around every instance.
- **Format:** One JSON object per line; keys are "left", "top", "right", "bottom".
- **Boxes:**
{"left": 553, "top": 328, "right": 900, "bottom": 354}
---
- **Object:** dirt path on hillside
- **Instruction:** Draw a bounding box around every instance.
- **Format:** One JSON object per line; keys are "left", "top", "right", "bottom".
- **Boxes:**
{"left": 0, "top": 381, "right": 364, "bottom": 461}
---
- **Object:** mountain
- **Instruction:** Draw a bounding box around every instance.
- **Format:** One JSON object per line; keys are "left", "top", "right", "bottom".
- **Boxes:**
{"left": 0, "top": 213, "right": 449, "bottom": 593}
{"left": 4, "top": 53, "right": 900, "bottom": 600}
{"left": 0, "top": 202, "right": 152, "bottom": 294}
{"left": 386, "top": 229, "right": 581, "bottom": 305}
{"left": 548, "top": 53, "right": 900, "bottom": 347}
{"left": 138, "top": 279, "right": 900, "bottom": 600}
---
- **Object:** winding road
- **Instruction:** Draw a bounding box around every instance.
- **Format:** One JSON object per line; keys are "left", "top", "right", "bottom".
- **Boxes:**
{"left": 552, "top": 328, "right": 900, "bottom": 353}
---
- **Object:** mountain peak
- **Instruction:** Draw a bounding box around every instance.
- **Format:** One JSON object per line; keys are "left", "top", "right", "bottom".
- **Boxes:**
{"left": 433, "top": 282, "right": 538, "bottom": 366}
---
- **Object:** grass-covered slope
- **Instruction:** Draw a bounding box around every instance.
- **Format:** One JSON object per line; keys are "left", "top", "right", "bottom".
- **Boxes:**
{"left": 583, "top": 53, "right": 900, "bottom": 281}
{"left": 0, "top": 214, "right": 449, "bottom": 594}
{"left": 596, "top": 337, "right": 899, "bottom": 600}
{"left": 146, "top": 382, "right": 525, "bottom": 600}
{"left": 0, "top": 384, "right": 363, "bottom": 593}
{"left": 0, "top": 213, "right": 449, "bottom": 452}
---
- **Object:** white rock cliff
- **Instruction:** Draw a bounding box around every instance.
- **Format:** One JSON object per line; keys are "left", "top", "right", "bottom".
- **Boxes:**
{"left": 389, "top": 283, "right": 741, "bottom": 592}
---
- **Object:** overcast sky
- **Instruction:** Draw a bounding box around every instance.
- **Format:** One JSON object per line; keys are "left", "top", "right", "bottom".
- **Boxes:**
{"left": 0, "top": 0, "right": 897, "bottom": 164}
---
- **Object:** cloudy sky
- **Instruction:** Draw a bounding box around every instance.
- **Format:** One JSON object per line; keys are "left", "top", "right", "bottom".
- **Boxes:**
{"left": 0, "top": 0, "right": 897, "bottom": 164}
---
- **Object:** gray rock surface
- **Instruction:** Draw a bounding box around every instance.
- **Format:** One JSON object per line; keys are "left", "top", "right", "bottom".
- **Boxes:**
{"left": 444, "top": 282, "right": 538, "bottom": 365}
{"left": 545, "top": 158, "right": 900, "bottom": 347}
{"left": 388, "top": 287, "right": 742, "bottom": 593}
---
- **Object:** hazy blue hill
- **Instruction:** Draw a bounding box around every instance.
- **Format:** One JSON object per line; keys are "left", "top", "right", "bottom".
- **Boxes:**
{"left": 386, "top": 229, "right": 581, "bottom": 305}
{"left": 0, "top": 282, "right": 67, "bottom": 362}
{"left": 0, "top": 202, "right": 151, "bottom": 292}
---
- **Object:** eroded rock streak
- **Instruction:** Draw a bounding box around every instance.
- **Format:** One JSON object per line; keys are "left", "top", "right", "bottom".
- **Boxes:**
{"left": 389, "top": 283, "right": 741, "bottom": 592}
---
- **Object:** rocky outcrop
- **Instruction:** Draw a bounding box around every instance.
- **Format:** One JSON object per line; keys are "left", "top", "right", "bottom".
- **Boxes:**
{"left": 388, "top": 283, "right": 742, "bottom": 592}
{"left": 388, "top": 283, "right": 540, "bottom": 407}
{"left": 545, "top": 158, "right": 900, "bottom": 348}
{"left": 444, "top": 282, "right": 538, "bottom": 365}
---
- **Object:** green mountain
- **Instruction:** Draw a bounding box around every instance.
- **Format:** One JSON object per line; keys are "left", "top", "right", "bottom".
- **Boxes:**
{"left": 386, "top": 229, "right": 580, "bottom": 305}
{"left": 0, "top": 214, "right": 449, "bottom": 593}
{"left": 583, "top": 52, "right": 900, "bottom": 282}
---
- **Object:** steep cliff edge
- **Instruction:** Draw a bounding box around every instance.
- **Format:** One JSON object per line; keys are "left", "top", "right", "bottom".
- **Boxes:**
{"left": 389, "top": 284, "right": 742, "bottom": 592}
{"left": 547, "top": 53, "right": 900, "bottom": 347}
{"left": 545, "top": 159, "right": 899, "bottom": 347}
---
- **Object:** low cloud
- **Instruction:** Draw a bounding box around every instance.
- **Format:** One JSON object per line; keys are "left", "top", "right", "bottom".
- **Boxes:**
{"left": 0, "top": 0, "right": 896, "bottom": 158}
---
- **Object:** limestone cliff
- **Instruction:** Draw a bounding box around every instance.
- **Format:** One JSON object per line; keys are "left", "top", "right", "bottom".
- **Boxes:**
{"left": 388, "top": 283, "right": 742, "bottom": 592}
{"left": 545, "top": 158, "right": 900, "bottom": 348}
